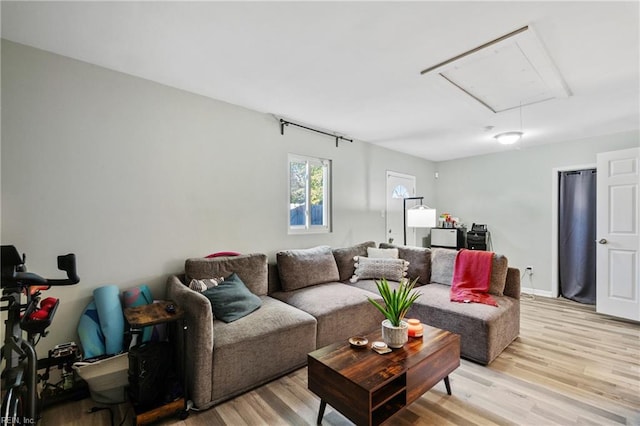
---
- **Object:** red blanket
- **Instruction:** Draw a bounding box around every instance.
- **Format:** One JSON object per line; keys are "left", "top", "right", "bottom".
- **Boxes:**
{"left": 450, "top": 249, "right": 498, "bottom": 307}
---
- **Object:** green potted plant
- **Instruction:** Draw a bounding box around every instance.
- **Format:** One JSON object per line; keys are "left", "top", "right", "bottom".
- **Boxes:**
{"left": 368, "top": 278, "right": 422, "bottom": 348}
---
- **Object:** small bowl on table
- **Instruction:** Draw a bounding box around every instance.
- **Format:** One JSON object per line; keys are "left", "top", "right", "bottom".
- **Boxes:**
{"left": 349, "top": 336, "right": 369, "bottom": 349}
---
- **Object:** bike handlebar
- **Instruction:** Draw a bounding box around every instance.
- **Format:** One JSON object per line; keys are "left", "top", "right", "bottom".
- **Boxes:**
{"left": 49, "top": 253, "right": 80, "bottom": 285}
{"left": 1, "top": 246, "right": 80, "bottom": 289}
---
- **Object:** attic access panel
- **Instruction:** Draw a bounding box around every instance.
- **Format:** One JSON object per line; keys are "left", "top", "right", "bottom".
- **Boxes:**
{"left": 421, "top": 26, "right": 571, "bottom": 113}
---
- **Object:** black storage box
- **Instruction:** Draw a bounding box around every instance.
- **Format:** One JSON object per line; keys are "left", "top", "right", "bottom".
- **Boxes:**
{"left": 467, "top": 230, "right": 487, "bottom": 251}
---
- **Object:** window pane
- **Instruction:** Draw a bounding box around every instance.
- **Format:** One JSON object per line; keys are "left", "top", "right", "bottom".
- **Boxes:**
{"left": 289, "top": 161, "right": 307, "bottom": 226}
{"left": 309, "top": 163, "right": 324, "bottom": 225}
{"left": 392, "top": 185, "right": 409, "bottom": 199}
{"left": 288, "top": 154, "right": 331, "bottom": 233}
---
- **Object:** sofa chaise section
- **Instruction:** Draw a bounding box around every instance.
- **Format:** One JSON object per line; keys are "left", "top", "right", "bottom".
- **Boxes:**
{"left": 408, "top": 247, "right": 520, "bottom": 365}
{"left": 408, "top": 282, "right": 519, "bottom": 365}
{"left": 353, "top": 244, "right": 520, "bottom": 365}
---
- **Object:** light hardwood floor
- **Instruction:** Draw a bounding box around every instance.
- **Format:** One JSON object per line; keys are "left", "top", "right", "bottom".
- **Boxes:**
{"left": 41, "top": 296, "right": 640, "bottom": 425}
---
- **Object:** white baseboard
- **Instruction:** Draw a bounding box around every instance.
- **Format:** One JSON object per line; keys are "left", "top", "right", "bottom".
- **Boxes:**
{"left": 520, "top": 287, "right": 553, "bottom": 298}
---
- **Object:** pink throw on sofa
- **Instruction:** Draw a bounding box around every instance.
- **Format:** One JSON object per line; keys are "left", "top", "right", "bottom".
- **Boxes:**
{"left": 450, "top": 249, "right": 498, "bottom": 307}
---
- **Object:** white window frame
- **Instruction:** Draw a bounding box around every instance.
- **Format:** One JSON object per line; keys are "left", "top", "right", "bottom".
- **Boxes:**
{"left": 288, "top": 153, "right": 332, "bottom": 234}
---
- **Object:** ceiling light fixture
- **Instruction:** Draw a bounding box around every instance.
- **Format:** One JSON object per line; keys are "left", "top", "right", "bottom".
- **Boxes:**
{"left": 494, "top": 131, "right": 523, "bottom": 145}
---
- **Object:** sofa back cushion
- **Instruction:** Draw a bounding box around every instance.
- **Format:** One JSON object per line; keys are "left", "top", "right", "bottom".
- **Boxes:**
{"left": 430, "top": 248, "right": 509, "bottom": 296}
{"left": 332, "top": 241, "right": 376, "bottom": 281}
{"left": 185, "top": 253, "right": 268, "bottom": 296}
{"left": 277, "top": 245, "right": 340, "bottom": 291}
{"left": 378, "top": 243, "right": 431, "bottom": 285}
{"left": 490, "top": 254, "right": 509, "bottom": 296}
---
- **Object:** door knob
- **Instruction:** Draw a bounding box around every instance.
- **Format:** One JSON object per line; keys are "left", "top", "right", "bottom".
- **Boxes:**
{"left": 598, "top": 238, "right": 607, "bottom": 244}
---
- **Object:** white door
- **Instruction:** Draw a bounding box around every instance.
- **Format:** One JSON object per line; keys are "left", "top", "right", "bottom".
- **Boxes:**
{"left": 386, "top": 172, "right": 416, "bottom": 246}
{"left": 596, "top": 147, "right": 640, "bottom": 321}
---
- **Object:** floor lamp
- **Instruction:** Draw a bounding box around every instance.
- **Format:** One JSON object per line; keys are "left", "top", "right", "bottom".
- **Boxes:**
{"left": 404, "top": 197, "right": 437, "bottom": 245}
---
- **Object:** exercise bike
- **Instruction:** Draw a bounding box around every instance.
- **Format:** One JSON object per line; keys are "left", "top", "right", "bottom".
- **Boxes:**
{"left": 1, "top": 245, "right": 79, "bottom": 425}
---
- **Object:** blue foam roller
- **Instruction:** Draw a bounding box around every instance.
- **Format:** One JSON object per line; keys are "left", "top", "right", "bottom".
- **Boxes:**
{"left": 77, "top": 301, "right": 106, "bottom": 359}
{"left": 93, "top": 285, "right": 124, "bottom": 355}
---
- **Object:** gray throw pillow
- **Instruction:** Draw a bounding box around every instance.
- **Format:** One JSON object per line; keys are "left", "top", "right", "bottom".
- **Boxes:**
{"left": 367, "top": 247, "right": 399, "bottom": 258}
{"left": 350, "top": 257, "right": 409, "bottom": 283}
{"left": 277, "top": 245, "right": 340, "bottom": 291}
{"left": 201, "top": 273, "right": 262, "bottom": 322}
{"left": 430, "top": 248, "right": 457, "bottom": 285}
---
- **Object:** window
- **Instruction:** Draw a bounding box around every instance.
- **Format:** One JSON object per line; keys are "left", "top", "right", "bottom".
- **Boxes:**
{"left": 288, "top": 154, "right": 331, "bottom": 234}
{"left": 392, "top": 185, "right": 410, "bottom": 199}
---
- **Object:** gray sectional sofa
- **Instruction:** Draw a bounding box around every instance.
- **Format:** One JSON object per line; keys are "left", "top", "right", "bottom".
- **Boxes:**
{"left": 166, "top": 242, "right": 520, "bottom": 410}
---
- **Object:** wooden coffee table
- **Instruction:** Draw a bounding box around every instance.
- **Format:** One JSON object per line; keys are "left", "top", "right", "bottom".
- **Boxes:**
{"left": 307, "top": 324, "right": 460, "bottom": 426}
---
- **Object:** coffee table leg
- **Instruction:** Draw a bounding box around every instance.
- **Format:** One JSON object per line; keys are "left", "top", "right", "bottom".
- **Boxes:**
{"left": 444, "top": 376, "right": 452, "bottom": 395}
{"left": 317, "top": 399, "right": 327, "bottom": 424}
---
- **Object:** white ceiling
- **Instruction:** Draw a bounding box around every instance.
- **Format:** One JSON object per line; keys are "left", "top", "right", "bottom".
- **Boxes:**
{"left": 2, "top": 1, "right": 639, "bottom": 161}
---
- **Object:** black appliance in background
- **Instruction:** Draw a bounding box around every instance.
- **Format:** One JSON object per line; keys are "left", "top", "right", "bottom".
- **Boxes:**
{"left": 467, "top": 224, "right": 488, "bottom": 250}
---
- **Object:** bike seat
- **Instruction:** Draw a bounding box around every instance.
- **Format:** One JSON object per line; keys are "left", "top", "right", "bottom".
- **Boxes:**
{"left": 12, "top": 272, "right": 47, "bottom": 286}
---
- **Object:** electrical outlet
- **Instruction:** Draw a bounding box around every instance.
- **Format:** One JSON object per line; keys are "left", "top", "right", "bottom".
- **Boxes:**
{"left": 525, "top": 266, "right": 533, "bottom": 275}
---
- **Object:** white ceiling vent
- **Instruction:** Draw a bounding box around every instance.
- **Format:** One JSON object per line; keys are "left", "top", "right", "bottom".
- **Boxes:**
{"left": 421, "top": 25, "right": 571, "bottom": 113}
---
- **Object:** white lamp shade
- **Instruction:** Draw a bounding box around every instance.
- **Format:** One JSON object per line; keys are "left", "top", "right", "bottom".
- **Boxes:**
{"left": 407, "top": 206, "right": 437, "bottom": 228}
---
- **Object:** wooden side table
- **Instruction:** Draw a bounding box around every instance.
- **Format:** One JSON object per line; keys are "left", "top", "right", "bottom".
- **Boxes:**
{"left": 123, "top": 300, "right": 190, "bottom": 425}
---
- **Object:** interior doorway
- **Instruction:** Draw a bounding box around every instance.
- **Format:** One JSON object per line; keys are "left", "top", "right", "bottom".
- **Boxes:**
{"left": 558, "top": 168, "right": 597, "bottom": 304}
{"left": 551, "top": 163, "right": 596, "bottom": 298}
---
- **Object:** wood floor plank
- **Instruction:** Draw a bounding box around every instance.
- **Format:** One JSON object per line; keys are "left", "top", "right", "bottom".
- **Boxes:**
{"left": 41, "top": 296, "right": 640, "bottom": 425}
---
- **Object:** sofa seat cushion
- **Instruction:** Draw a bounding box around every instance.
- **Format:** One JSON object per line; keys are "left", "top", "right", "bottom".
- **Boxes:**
{"left": 408, "top": 283, "right": 519, "bottom": 365}
{"left": 272, "top": 283, "right": 384, "bottom": 348}
{"left": 211, "top": 296, "right": 317, "bottom": 404}
{"left": 350, "top": 278, "right": 404, "bottom": 295}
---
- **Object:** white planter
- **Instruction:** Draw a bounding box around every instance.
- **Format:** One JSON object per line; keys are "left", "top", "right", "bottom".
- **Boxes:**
{"left": 381, "top": 319, "right": 409, "bottom": 348}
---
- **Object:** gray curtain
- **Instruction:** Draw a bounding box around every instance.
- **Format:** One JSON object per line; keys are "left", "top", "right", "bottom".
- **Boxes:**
{"left": 558, "top": 169, "right": 597, "bottom": 304}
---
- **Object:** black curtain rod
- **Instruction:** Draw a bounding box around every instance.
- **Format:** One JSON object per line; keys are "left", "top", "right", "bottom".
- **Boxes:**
{"left": 279, "top": 119, "right": 353, "bottom": 147}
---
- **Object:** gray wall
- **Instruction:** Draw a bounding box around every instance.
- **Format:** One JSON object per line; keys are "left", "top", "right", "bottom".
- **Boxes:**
{"left": 3, "top": 39, "right": 638, "bottom": 350}
{"left": 435, "top": 131, "right": 639, "bottom": 295}
{"left": 1, "top": 40, "right": 436, "bottom": 348}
